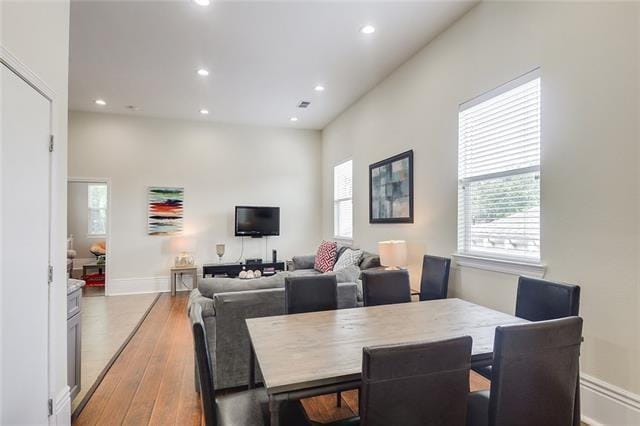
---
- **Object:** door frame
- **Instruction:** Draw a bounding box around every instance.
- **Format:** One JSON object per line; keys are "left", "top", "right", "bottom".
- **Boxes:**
{"left": 67, "top": 178, "right": 112, "bottom": 296}
{"left": 1, "top": 46, "right": 57, "bottom": 419}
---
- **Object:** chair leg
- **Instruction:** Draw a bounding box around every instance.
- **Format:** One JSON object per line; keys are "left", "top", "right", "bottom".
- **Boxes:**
{"left": 336, "top": 391, "right": 342, "bottom": 407}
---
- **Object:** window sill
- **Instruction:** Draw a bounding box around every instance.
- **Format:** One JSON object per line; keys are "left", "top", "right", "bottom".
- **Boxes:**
{"left": 452, "top": 253, "right": 546, "bottom": 278}
{"left": 333, "top": 237, "right": 353, "bottom": 245}
{"left": 87, "top": 234, "right": 106, "bottom": 239}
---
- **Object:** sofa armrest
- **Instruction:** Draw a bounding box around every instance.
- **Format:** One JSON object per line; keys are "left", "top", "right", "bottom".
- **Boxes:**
{"left": 291, "top": 255, "right": 316, "bottom": 271}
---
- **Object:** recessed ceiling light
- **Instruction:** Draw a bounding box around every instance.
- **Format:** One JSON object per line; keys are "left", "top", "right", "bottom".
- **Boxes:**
{"left": 197, "top": 68, "right": 209, "bottom": 77}
{"left": 193, "top": 0, "right": 210, "bottom": 6}
{"left": 200, "top": 109, "right": 209, "bottom": 115}
{"left": 314, "top": 85, "right": 325, "bottom": 92}
{"left": 290, "top": 117, "right": 298, "bottom": 122}
{"left": 360, "top": 25, "right": 376, "bottom": 35}
{"left": 95, "top": 99, "right": 106, "bottom": 106}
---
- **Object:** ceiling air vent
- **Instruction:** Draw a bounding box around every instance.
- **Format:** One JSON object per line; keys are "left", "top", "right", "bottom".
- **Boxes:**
{"left": 298, "top": 101, "right": 311, "bottom": 108}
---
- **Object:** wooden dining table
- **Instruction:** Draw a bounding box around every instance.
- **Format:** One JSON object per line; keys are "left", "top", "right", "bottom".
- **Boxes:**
{"left": 246, "top": 298, "right": 528, "bottom": 425}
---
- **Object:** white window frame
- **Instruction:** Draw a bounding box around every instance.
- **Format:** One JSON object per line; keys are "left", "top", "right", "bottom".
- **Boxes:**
{"left": 455, "top": 69, "right": 546, "bottom": 277}
{"left": 333, "top": 159, "right": 353, "bottom": 241}
{"left": 87, "top": 183, "right": 108, "bottom": 237}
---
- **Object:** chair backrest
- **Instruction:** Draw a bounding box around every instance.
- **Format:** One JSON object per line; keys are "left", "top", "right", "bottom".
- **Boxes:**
{"left": 515, "top": 276, "right": 580, "bottom": 321}
{"left": 419, "top": 255, "right": 451, "bottom": 301}
{"left": 190, "top": 304, "right": 217, "bottom": 426}
{"left": 284, "top": 275, "right": 338, "bottom": 314}
{"left": 489, "top": 317, "right": 583, "bottom": 426}
{"left": 361, "top": 269, "right": 411, "bottom": 307}
{"left": 360, "top": 336, "right": 472, "bottom": 426}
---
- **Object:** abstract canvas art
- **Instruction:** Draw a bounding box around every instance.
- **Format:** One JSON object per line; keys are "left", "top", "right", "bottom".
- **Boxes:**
{"left": 369, "top": 150, "right": 414, "bottom": 223}
{"left": 148, "top": 187, "right": 184, "bottom": 235}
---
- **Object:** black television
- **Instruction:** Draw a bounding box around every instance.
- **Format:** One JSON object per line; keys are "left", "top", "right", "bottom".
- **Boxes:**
{"left": 235, "top": 206, "right": 280, "bottom": 237}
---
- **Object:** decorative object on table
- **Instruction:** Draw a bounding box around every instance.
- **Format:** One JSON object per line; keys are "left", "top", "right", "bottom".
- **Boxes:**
{"left": 378, "top": 240, "right": 408, "bottom": 270}
{"left": 333, "top": 248, "right": 364, "bottom": 271}
{"left": 216, "top": 243, "right": 225, "bottom": 263}
{"left": 238, "top": 270, "right": 248, "bottom": 279}
{"left": 246, "top": 270, "right": 256, "bottom": 279}
{"left": 369, "top": 150, "right": 414, "bottom": 223}
{"left": 314, "top": 240, "right": 338, "bottom": 273}
{"left": 171, "top": 237, "right": 195, "bottom": 267}
{"left": 254, "top": 270, "right": 262, "bottom": 278}
{"left": 272, "top": 249, "right": 277, "bottom": 263}
{"left": 148, "top": 187, "right": 184, "bottom": 235}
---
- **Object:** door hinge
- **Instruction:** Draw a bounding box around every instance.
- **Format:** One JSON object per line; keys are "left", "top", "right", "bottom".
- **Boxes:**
{"left": 48, "top": 265, "right": 53, "bottom": 284}
{"left": 49, "top": 135, "right": 54, "bottom": 152}
{"left": 48, "top": 398, "right": 53, "bottom": 416}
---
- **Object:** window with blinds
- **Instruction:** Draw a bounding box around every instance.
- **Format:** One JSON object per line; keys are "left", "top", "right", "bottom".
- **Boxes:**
{"left": 334, "top": 160, "right": 353, "bottom": 239}
{"left": 458, "top": 70, "right": 540, "bottom": 262}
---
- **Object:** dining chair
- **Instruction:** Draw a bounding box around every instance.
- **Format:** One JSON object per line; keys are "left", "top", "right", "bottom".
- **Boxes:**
{"left": 474, "top": 276, "right": 581, "bottom": 378}
{"left": 191, "top": 304, "right": 309, "bottom": 426}
{"left": 284, "top": 274, "right": 338, "bottom": 314}
{"left": 284, "top": 274, "right": 343, "bottom": 407}
{"left": 419, "top": 254, "right": 451, "bottom": 301}
{"left": 466, "top": 317, "right": 583, "bottom": 426}
{"left": 361, "top": 269, "right": 411, "bottom": 307}
{"left": 358, "top": 336, "right": 472, "bottom": 426}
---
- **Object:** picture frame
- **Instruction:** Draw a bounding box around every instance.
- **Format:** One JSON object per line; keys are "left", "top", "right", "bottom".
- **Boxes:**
{"left": 369, "top": 150, "right": 414, "bottom": 224}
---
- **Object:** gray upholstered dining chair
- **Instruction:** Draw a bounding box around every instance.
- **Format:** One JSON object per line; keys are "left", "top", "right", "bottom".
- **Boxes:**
{"left": 419, "top": 254, "right": 451, "bottom": 301}
{"left": 359, "top": 336, "right": 472, "bottom": 426}
{"left": 361, "top": 269, "right": 411, "bottom": 307}
{"left": 284, "top": 274, "right": 343, "bottom": 407}
{"left": 466, "top": 317, "right": 583, "bottom": 426}
{"left": 191, "top": 304, "right": 310, "bottom": 426}
{"left": 285, "top": 274, "right": 338, "bottom": 314}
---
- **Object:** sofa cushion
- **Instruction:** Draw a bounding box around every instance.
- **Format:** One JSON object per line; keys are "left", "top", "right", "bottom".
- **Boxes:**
{"left": 291, "top": 255, "right": 316, "bottom": 270}
{"left": 314, "top": 241, "right": 338, "bottom": 273}
{"left": 197, "top": 272, "right": 289, "bottom": 299}
{"left": 360, "top": 251, "right": 381, "bottom": 270}
{"left": 334, "top": 248, "right": 363, "bottom": 271}
{"left": 329, "top": 264, "right": 361, "bottom": 284}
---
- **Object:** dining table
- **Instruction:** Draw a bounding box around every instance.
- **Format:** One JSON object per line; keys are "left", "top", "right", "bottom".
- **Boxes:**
{"left": 246, "top": 297, "right": 528, "bottom": 425}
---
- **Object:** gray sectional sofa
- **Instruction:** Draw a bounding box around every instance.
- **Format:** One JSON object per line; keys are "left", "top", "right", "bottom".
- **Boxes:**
{"left": 188, "top": 248, "right": 380, "bottom": 389}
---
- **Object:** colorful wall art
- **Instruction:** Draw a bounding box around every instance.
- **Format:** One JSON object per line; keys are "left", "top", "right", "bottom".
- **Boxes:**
{"left": 148, "top": 187, "right": 184, "bottom": 235}
{"left": 369, "top": 150, "right": 414, "bottom": 223}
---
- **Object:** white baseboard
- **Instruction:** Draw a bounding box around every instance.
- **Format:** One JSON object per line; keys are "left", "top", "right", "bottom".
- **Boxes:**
{"left": 108, "top": 275, "right": 194, "bottom": 296}
{"left": 49, "top": 386, "right": 70, "bottom": 426}
{"left": 581, "top": 373, "right": 640, "bottom": 425}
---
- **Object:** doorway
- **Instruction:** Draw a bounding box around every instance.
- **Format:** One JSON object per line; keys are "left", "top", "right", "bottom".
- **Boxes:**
{"left": 67, "top": 178, "right": 110, "bottom": 296}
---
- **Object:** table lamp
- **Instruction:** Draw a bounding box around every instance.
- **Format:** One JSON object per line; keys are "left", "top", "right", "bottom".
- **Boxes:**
{"left": 171, "top": 236, "right": 196, "bottom": 267}
{"left": 378, "top": 240, "right": 408, "bottom": 270}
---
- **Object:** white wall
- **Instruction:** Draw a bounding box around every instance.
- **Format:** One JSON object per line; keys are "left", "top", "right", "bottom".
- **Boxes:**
{"left": 1, "top": 0, "right": 71, "bottom": 423}
{"left": 322, "top": 1, "right": 640, "bottom": 422}
{"left": 69, "top": 111, "right": 322, "bottom": 294}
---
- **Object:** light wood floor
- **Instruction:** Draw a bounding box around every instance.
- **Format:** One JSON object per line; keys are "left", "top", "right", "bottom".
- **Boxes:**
{"left": 74, "top": 293, "right": 491, "bottom": 425}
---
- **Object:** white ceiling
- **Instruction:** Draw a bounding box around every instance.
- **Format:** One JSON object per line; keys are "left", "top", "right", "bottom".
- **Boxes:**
{"left": 69, "top": 1, "right": 476, "bottom": 130}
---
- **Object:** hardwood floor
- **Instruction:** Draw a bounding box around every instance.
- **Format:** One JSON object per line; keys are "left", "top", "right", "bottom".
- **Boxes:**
{"left": 74, "top": 293, "right": 491, "bottom": 425}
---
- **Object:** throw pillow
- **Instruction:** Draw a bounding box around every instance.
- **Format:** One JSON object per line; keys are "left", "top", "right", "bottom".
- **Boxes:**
{"left": 314, "top": 241, "right": 338, "bottom": 273}
{"left": 334, "top": 248, "right": 363, "bottom": 271}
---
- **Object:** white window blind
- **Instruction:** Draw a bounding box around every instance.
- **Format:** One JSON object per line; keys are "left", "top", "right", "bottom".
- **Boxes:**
{"left": 88, "top": 183, "right": 108, "bottom": 236}
{"left": 334, "top": 160, "right": 353, "bottom": 239}
{"left": 458, "top": 71, "right": 540, "bottom": 262}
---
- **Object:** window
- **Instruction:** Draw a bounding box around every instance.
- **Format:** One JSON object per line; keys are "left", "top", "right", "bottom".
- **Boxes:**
{"left": 87, "top": 183, "right": 108, "bottom": 236}
{"left": 334, "top": 160, "right": 353, "bottom": 239}
{"left": 458, "top": 70, "right": 540, "bottom": 262}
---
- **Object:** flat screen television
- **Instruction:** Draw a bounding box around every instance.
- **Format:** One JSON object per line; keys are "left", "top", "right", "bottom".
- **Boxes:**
{"left": 235, "top": 206, "right": 280, "bottom": 237}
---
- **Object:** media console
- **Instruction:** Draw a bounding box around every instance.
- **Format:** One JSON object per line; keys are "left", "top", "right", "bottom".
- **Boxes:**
{"left": 202, "top": 261, "right": 286, "bottom": 279}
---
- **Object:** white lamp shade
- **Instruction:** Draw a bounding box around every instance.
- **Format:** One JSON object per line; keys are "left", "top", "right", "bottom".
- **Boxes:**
{"left": 170, "top": 236, "right": 195, "bottom": 253}
{"left": 378, "top": 240, "right": 408, "bottom": 268}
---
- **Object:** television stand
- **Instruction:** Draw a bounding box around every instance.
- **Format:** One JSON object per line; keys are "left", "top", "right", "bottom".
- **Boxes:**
{"left": 202, "top": 261, "right": 286, "bottom": 279}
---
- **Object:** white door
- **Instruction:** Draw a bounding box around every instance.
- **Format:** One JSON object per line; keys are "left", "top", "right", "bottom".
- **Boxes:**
{"left": 1, "top": 63, "right": 51, "bottom": 424}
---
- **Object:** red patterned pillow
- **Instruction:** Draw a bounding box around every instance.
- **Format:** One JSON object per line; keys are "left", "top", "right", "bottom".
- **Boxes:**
{"left": 314, "top": 241, "right": 338, "bottom": 273}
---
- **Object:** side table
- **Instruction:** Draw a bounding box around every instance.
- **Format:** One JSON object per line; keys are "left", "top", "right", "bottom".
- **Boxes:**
{"left": 170, "top": 266, "right": 197, "bottom": 296}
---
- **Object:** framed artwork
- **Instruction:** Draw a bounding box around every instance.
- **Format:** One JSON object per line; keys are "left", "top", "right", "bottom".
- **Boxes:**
{"left": 369, "top": 150, "right": 414, "bottom": 223}
{"left": 148, "top": 187, "right": 184, "bottom": 235}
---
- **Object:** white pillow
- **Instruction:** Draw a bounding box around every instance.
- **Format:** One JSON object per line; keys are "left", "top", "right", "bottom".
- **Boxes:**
{"left": 334, "top": 248, "right": 363, "bottom": 271}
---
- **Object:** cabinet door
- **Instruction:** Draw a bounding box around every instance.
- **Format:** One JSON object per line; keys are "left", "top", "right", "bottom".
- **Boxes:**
{"left": 1, "top": 63, "right": 52, "bottom": 424}
{"left": 67, "top": 313, "right": 81, "bottom": 401}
